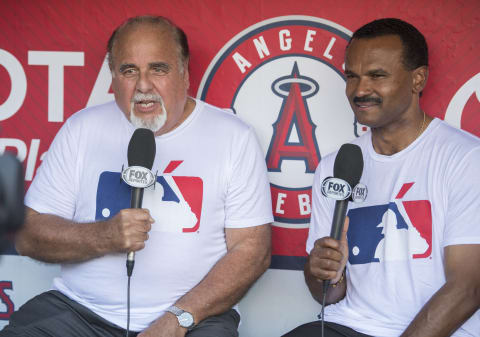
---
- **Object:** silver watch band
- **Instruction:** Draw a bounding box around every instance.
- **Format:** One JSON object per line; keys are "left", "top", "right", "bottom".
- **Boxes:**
{"left": 166, "top": 305, "right": 195, "bottom": 330}
{"left": 166, "top": 305, "right": 184, "bottom": 316}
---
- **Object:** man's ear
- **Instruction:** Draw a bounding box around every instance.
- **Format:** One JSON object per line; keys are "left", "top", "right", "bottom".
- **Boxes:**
{"left": 183, "top": 60, "right": 190, "bottom": 90}
{"left": 412, "top": 65, "right": 428, "bottom": 94}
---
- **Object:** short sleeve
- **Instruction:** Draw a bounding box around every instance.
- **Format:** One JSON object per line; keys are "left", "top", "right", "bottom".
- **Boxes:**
{"left": 224, "top": 127, "right": 273, "bottom": 228}
{"left": 25, "top": 119, "right": 78, "bottom": 219}
{"left": 443, "top": 147, "right": 480, "bottom": 246}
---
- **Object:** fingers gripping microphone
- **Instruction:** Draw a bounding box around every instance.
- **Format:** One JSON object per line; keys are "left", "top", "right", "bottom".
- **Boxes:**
{"left": 323, "top": 143, "right": 363, "bottom": 291}
{"left": 126, "top": 128, "right": 156, "bottom": 276}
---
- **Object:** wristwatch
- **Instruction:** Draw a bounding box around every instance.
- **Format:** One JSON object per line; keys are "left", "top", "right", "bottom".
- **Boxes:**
{"left": 166, "top": 305, "right": 195, "bottom": 330}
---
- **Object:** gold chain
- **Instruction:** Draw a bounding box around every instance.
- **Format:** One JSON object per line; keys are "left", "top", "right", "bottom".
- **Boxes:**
{"left": 416, "top": 110, "right": 426, "bottom": 140}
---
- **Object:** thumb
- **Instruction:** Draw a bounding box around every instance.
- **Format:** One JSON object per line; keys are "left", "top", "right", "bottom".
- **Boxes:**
{"left": 339, "top": 216, "right": 350, "bottom": 268}
{"left": 341, "top": 216, "right": 349, "bottom": 244}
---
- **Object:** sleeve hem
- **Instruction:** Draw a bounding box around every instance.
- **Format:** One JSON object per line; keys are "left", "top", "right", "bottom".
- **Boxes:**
{"left": 442, "top": 237, "right": 480, "bottom": 247}
{"left": 24, "top": 199, "right": 72, "bottom": 220}
{"left": 225, "top": 216, "right": 273, "bottom": 228}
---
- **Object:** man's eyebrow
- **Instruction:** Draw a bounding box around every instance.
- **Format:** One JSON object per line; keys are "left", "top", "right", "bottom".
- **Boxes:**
{"left": 119, "top": 63, "right": 137, "bottom": 72}
{"left": 366, "top": 68, "right": 389, "bottom": 75}
{"left": 149, "top": 62, "right": 170, "bottom": 70}
{"left": 344, "top": 69, "right": 357, "bottom": 76}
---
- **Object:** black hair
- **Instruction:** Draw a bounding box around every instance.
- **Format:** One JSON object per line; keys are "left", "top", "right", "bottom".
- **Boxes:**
{"left": 349, "top": 18, "right": 428, "bottom": 70}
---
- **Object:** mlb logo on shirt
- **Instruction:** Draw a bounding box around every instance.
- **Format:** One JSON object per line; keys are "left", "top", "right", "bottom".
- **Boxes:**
{"left": 347, "top": 182, "right": 432, "bottom": 264}
{"left": 95, "top": 171, "right": 203, "bottom": 233}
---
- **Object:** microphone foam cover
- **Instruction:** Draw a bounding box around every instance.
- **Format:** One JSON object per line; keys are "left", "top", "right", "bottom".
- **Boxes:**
{"left": 128, "top": 128, "right": 156, "bottom": 169}
{"left": 333, "top": 143, "right": 363, "bottom": 188}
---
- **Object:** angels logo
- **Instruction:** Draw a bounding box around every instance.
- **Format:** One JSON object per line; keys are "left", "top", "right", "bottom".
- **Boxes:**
{"left": 198, "top": 16, "right": 367, "bottom": 270}
{"left": 445, "top": 72, "right": 480, "bottom": 137}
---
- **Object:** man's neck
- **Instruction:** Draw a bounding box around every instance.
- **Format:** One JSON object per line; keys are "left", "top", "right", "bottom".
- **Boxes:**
{"left": 154, "top": 97, "right": 196, "bottom": 137}
{"left": 371, "top": 111, "right": 433, "bottom": 156}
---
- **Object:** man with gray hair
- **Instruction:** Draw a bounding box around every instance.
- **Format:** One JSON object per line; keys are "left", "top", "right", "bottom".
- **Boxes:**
{"left": 1, "top": 16, "right": 273, "bottom": 337}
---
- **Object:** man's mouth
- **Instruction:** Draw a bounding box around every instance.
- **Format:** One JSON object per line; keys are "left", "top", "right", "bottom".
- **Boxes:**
{"left": 137, "top": 101, "right": 156, "bottom": 108}
{"left": 356, "top": 102, "right": 378, "bottom": 108}
{"left": 353, "top": 97, "right": 382, "bottom": 110}
{"left": 134, "top": 100, "right": 161, "bottom": 113}
{"left": 131, "top": 93, "right": 165, "bottom": 116}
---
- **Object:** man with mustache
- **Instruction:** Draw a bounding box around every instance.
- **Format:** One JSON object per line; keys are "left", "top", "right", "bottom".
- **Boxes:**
{"left": 284, "top": 18, "right": 480, "bottom": 337}
{"left": 1, "top": 16, "right": 273, "bottom": 337}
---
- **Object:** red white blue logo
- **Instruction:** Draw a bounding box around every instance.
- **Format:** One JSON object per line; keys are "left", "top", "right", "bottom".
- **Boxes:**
{"left": 348, "top": 182, "right": 432, "bottom": 264}
{"left": 198, "top": 16, "right": 368, "bottom": 269}
{"left": 95, "top": 160, "right": 203, "bottom": 233}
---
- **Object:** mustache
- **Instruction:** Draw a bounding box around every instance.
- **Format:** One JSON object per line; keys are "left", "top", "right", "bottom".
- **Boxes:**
{"left": 353, "top": 96, "right": 382, "bottom": 104}
{"left": 132, "top": 93, "right": 163, "bottom": 103}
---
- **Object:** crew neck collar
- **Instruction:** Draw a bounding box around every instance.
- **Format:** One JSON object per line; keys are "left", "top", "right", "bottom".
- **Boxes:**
{"left": 366, "top": 118, "right": 440, "bottom": 162}
{"left": 118, "top": 98, "right": 202, "bottom": 139}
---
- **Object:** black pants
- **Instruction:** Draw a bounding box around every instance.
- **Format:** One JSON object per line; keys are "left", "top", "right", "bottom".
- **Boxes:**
{"left": 0, "top": 291, "right": 240, "bottom": 337}
{"left": 282, "top": 320, "right": 373, "bottom": 337}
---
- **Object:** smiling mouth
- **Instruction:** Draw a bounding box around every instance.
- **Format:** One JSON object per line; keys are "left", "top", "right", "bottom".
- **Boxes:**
{"left": 352, "top": 96, "right": 382, "bottom": 110}
{"left": 356, "top": 102, "right": 379, "bottom": 109}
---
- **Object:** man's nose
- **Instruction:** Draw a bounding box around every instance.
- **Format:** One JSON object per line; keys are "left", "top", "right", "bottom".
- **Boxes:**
{"left": 135, "top": 72, "right": 153, "bottom": 93}
{"left": 354, "top": 77, "right": 373, "bottom": 97}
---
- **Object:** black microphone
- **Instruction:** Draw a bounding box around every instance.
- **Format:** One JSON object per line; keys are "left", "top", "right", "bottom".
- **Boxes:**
{"left": 126, "top": 128, "right": 156, "bottom": 276}
{"left": 0, "top": 153, "right": 24, "bottom": 252}
{"left": 322, "top": 143, "right": 363, "bottom": 291}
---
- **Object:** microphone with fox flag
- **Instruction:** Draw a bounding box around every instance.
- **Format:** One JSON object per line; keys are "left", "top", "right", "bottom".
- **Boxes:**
{"left": 321, "top": 143, "right": 364, "bottom": 292}
{"left": 122, "top": 128, "right": 156, "bottom": 276}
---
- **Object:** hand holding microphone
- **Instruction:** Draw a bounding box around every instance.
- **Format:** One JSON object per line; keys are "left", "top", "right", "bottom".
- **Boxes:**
{"left": 104, "top": 208, "right": 153, "bottom": 254}
{"left": 308, "top": 217, "right": 350, "bottom": 285}
{"left": 121, "top": 128, "right": 157, "bottom": 276}
{"left": 307, "top": 143, "right": 365, "bottom": 292}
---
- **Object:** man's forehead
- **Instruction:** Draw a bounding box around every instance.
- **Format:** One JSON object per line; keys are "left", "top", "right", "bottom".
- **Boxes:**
{"left": 112, "top": 25, "right": 177, "bottom": 64}
{"left": 345, "top": 35, "right": 404, "bottom": 67}
{"left": 116, "top": 24, "right": 171, "bottom": 47}
{"left": 347, "top": 35, "right": 403, "bottom": 55}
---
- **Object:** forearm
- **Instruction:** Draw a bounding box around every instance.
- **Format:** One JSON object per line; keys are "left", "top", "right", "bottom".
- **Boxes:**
{"left": 15, "top": 211, "right": 110, "bottom": 263}
{"left": 304, "top": 258, "right": 346, "bottom": 305}
{"left": 401, "top": 281, "right": 480, "bottom": 337}
{"left": 174, "top": 226, "right": 271, "bottom": 324}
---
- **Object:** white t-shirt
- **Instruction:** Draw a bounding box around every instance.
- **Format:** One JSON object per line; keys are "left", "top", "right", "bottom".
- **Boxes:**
{"left": 307, "top": 118, "right": 480, "bottom": 337}
{"left": 25, "top": 99, "right": 273, "bottom": 331}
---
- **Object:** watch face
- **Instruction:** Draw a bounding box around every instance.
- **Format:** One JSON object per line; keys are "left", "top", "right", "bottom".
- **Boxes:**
{"left": 178, "top": 312, "right": 194, "bottom": 328}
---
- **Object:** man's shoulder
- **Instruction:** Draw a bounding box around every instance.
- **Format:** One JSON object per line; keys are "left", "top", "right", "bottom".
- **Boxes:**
{"left": 434, "top": 118, "right": 480, "bottom": 144}
{"left": 196, "top": 99, "right": 252, "bottom": 132}
{"left": 431, "top": 118, "right": 480, "bottom": 155}
{"left": 67, "top": 100, "right": 122, "bottom": 127}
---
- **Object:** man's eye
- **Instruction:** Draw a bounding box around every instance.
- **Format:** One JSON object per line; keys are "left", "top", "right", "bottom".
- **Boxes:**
{"left": 122, "top": 69, "right": 137, "bottom": 76}
{"left": 371, "top": 73, "right": 385, "bottom": 78}
{"left": 152, "top": 66, "right": 169, "bottom": 74}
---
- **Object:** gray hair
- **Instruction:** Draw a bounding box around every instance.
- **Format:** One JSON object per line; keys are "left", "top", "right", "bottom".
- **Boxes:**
{"left": 107, "top": 15, "right": 190, "bottom": 72}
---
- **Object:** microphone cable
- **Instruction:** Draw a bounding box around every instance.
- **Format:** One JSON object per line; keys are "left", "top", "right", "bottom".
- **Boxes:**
{"left": 321, "top": 281, "right": 328, "bottom": 337}
{"left": 125, "top": 261, "right": 134, "bottom": 337}
{"left": 320, "top": 269, "right": 345, "bottom": 337}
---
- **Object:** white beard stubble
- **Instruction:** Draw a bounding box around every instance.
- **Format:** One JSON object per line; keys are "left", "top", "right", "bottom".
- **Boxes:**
{"left": 129, "top": 93, "right": 167, "bottom": 132}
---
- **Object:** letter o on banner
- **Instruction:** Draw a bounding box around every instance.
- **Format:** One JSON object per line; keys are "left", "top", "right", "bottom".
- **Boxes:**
{"left": 0, "top": 49, "right": 27, "bottom": 121}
